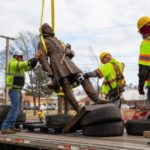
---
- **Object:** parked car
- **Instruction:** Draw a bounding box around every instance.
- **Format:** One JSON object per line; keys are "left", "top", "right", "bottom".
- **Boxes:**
{"left": 121, "top": 104, "right": 130, "bottom": 109}
{"left": 24, "top": 105, "right": 38, "bottom": 110}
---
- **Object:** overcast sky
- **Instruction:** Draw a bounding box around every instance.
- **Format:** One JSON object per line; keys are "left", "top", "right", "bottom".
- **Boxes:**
{"left": 0, "top": 0, "right": 150, "bottom": 87}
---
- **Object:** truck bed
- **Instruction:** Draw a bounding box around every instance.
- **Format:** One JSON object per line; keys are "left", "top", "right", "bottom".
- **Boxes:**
{"left": 0, "top": 130, "right": 150, "bottom": 150}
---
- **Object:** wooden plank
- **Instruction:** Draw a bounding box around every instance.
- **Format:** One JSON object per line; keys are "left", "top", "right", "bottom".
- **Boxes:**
{"left": 64, "top": 106, "right": 86, "bottom": 133}
{"left": 144, "top": 131, "right": 150, "bottom": 138}
{"left": 64, "top": 104, "right": 112, "bottom": 133}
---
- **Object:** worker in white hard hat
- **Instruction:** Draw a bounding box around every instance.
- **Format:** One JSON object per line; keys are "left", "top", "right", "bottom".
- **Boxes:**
{"left": 1, "top": 49, "right": 41, "bottom": 134}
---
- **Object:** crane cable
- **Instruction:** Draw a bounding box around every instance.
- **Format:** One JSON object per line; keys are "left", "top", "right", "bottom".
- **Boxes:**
{"left": 40, "top": 0, "right": 55, "bottom": 54}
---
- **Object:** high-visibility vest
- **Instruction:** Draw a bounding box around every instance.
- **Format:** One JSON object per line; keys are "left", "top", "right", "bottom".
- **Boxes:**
{"left": 145, "top": 80, "right": 150, "bottom": 87}
{"left": 139, "top": 37, "right": 150, "bottom": 66}
{"left": 98, "top": 58, "right": 125, "bottom": 94}
{"left": 6, "top": 58, "right": 31, "bottom": 90}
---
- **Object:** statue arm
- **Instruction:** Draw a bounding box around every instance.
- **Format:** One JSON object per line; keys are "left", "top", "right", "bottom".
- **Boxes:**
{"left": 38, "top": 42, "right": 53, "bottom": 77}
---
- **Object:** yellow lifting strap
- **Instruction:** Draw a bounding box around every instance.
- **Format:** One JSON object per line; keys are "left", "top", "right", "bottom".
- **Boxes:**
{"left": 51, "top": 0, "right": 55, "bottom": 31}
{"left": 40, "top": 0, "right": 55, "bottom": 54}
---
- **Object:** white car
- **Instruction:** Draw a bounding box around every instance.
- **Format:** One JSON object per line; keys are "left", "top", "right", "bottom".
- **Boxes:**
{"left": 40, "top": 105, "right": 47, "bottom": 110}
{"left": 121, "top": 104, "right": 130, "bottom": 109}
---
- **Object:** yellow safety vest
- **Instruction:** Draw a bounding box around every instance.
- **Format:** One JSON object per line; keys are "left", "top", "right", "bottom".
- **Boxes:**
{"left": 145, "top": 80, "right": 150, "bottom": 87}
{"left": 6, "top": 58, "right": 31, "bottom": 90}
{"left": 139, "top": 37, "right": 150, "bottom": 66}
{"left": 98, "top": 58, "right": 125, "bottom": 94}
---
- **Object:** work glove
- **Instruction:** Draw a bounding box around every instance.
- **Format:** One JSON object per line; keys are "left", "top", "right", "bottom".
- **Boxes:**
{"left": 83, "top": 71, "right": 97, "bottom": 79}
{"left": 83, "top": 73, "right": 91, "bottom": 79}
{"left": 138, "top": 86, "right": 145, "bottom": 95}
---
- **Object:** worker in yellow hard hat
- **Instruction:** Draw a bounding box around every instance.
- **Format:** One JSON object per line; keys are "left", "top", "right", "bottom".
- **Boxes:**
{"left": 100, "top": 52, "right": 112, "bottom": 63}
{"left": 137, "top": 16, "right": 150, "bottom": 33}
{"left": 83, "top": 51, "right": 125, "bottom": 108}
{"left": 137, "top": 16, "right": 150, "bottom": 104}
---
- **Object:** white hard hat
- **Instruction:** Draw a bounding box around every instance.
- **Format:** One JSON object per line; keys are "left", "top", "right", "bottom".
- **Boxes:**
{"left": 13, "top": 50, "right": 24, "bottom": 56}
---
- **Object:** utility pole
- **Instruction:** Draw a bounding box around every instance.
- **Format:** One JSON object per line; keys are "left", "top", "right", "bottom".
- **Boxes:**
{"left": 0, "top": 35, "right": 15, "bottom": 104}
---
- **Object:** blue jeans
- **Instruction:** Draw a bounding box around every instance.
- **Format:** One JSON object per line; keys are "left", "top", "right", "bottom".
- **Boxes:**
{"left": 147, "top": 86, "right": 150, "bottom": 104}
{"left": 1, "top": 89, "right": 22, "bottom": 130}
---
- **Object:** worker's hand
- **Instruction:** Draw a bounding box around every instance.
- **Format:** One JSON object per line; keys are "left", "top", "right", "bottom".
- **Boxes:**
{"left": 83, "top": 73, "right": 91, "bottom": 79}
{"left": 35, "top": 49, "right": 43, "bottom": 60}
{"left": 138, "top": 86, "right": 145, "bottom": 95}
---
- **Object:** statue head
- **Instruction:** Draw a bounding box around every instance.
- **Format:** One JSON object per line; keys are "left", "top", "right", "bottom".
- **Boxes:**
{"left": 40, "top": 23, "right": 55, "bottom": 37}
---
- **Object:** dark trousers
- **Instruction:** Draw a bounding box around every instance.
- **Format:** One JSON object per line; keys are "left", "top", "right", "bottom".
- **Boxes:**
{"left": 147, "top": 86, "right": 150, "bottom": 104}
{"left": 62, "top": 78, "right": 80, "bottom": 112}
{"left": 1, "top": 89, "right": 22, "bottom": 130}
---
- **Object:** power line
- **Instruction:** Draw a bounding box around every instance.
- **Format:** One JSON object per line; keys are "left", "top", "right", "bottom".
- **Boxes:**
{"left": 75, "top": 55, "right": 138, "bottom": 58}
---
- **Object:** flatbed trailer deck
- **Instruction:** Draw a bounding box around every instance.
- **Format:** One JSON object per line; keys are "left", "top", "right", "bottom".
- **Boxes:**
{"left": 0, "top": 130, "right": 150, "bottom": 150}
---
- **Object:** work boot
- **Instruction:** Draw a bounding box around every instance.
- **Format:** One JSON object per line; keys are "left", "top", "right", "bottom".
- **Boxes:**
{"left": 1, "top": 128, "right": 16, "bottom": 134}
{"left": 11, "top": 127, "right": 22, "bottom": 132}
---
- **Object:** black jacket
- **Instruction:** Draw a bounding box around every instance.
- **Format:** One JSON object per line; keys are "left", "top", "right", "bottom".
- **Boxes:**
{"left": 138, "top": 64, "right": 150, "bottom": 89}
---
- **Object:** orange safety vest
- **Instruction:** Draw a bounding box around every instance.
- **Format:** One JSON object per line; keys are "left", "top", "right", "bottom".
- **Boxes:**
{"left": 139, "top": 38, "right": 150, "bottom": 66}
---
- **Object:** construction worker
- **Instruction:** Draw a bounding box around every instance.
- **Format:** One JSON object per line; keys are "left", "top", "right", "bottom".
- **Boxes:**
{"left": 137, "top": 16, "right": 150, "bottom": 103}
{"left": 38, "top": 23, "right": 107, "bottom": 113}
{"left": 37, "top": 110, "right": 46, "bottom": 122}
{"left": 83, "top": 52, "right": 125, "bottom": 108}
{"left": 1, "top": 50, "right": 41, "bottom": 134}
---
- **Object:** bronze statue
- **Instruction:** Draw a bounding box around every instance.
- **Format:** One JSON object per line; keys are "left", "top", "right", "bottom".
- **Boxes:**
{"left": 38, "top": 23, "right": 106, "bottom": 112}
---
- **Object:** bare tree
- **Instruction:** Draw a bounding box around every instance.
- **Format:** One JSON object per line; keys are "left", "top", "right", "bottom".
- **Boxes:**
{"left": 24, "top": 65, "right": 53, "bottom": 110}
{"left": 83, "top": 46, "right": 101, "bottom": 95}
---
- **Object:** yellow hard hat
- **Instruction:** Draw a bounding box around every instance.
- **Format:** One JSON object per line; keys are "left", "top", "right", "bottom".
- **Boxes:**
{"left": 137, "top": 16, "right": 150, "bottom": 31}
{"left": 100, "top": 52, "right": 111, "bottom": 61}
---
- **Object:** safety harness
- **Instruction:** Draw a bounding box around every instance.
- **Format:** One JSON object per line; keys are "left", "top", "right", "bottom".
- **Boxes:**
{"left": 104, "top": 62, "right": 125, "bottom": 102}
